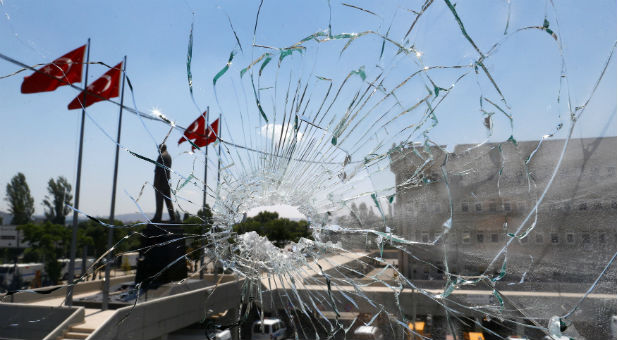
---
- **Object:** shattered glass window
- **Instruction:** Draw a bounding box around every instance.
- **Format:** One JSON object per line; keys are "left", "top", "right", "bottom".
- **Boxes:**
{"left": 0, "top": 1, "right": 616, "bottom": 340}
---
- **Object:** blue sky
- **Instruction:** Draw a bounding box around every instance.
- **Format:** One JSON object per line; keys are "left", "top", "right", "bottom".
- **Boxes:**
{"left": 0, "top": 0, "right": 615, "bottom": 219}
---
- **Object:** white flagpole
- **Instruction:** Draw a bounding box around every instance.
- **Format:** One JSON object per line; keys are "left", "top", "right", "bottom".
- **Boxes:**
{"left": 217, "top": 113, "right": 222, "bottom": 185}
{"left": 66, "top": 38, "right": 90, "bottom": 306}
{"left": 200, "top": 107, "right": 209, "bottom": 280}
{"left": 203, "top": 107, "right": 210, "bottom": 213}
{"left": 102, "top": 56, "right": 127, "bottom": 310}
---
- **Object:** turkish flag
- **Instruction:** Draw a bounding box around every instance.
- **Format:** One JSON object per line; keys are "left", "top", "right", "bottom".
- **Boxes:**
{"left": 67, "top": 62, "right": 122, "bottom": 110}
{"left": 179, "top": 114, "right": 219, "bottom": 150}
{"left": 21, "top": 45, "right": 86, "bottom": 94}
{"left": 192, "top": 118, "right": 219, "bottom": 150}
{"left": 178, "top": 112, "right": 206, "bottom": 145}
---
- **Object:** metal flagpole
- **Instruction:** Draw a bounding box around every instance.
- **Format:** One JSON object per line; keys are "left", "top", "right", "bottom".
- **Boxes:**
{"left": 102, "top": 56, "right": 127, "bottom": 310}
{"left": 217, "top": 113, "right": 222, "bottom": 185}
{"left": 66, "top": 38, "right": 90, "bottom": 306}
{"left": 200, "top": 107, "right": 209, "bottom": 280}
{"left": 214, "top": 113, "right": 222, "bottom": 279}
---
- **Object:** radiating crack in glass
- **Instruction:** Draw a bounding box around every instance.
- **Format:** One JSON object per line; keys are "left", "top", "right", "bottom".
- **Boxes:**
{"left": 0, "top": 1, "right": 616, "bottom": 339}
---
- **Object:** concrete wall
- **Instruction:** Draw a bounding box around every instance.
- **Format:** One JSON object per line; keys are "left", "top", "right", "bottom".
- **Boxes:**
{"left": 0, "top": 303, "right": 83, "bottom": 340}
{"left": 43, "top": 306, "right": 86, "bottom": 340}
{"left": 146, "top": 274, "right": 236, "bottom": 299}
{"left": 6, "top": 275, "right": 134, "bottom": 304}
{"left": 89, "top": 279, "right": 244, "bottom": 340}
{"left": 259, "top": 284, "right": 616, "bottom": 323}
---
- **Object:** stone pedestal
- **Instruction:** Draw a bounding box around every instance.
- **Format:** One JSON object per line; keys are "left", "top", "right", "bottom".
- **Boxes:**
{"left": 135, "top": 224, "right": 187, "bottom": 289}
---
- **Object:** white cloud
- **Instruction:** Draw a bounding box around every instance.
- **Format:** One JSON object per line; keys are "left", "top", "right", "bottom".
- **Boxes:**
{"left": 260, "top": 123, "right": 303, "bottom": 142}
{"left": 245, "top": 204, "right": 307, "bottom": 220}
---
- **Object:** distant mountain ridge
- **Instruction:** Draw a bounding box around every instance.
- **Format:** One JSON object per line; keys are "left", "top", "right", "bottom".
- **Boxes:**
{"left": 112, "top": 212, "right": 155, "bottom": 223}
{"left": 0, "top": 211, "right": 305, "bottom": 225}
{"left": 0, "top": 210, "right": 148, "bottom": 225}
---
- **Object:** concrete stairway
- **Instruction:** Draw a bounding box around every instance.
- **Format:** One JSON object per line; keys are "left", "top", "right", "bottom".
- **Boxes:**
{"left": 57, "top": 323, "right": 94, "bottom": 340}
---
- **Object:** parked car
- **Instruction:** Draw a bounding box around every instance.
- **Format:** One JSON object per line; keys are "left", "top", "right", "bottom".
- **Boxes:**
{"left": 352, "top": 326, "right": 384, "bottom": 340}
{"left": 251, "top": 318, "right": 287, "bottom": 340}
{"left": 408, "top": 321, "right": 428, "bottom": 338}
{"left": 207, "top": 329, "right": 231, "bottom": 340}
{"left": 464, "top": 331, "right": 485, "bottom": 340}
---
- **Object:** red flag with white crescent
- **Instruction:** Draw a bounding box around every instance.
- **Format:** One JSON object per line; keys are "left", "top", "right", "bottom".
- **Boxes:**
{"left": 21, "top": 45, "right": 86, "bottom": 94}
{"left": 192, "top": 118, "right": 219, "bottom": 150}
{"left": 67, "top": 62, "right": 122, "bottom": 110}
{"left": 178, "top": 112, "right": 206, "bottom": 145}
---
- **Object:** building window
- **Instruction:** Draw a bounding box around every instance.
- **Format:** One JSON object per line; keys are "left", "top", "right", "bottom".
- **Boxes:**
{"left": 489, "top": 202, "right": 497, "bottom": 212}
{"left": 599, "top": 233, "right": 606, "bottom": 244}
{"left": 0, "top": 235, "right": 15, "bottom": 240}
{"left": 421, "top": 232, "right": 430, "bottom": 243}
{"left": 536, "top": 233, "right": 544, "bottom": 244}
{"left": 566, "top": 233, "right": 574, "bottom": 244}
{"left": 579, "top": 203, "right": 587, "bottom": 210}
{"left": 462, "top": 232, "right": 471, "bottom": 244}
{"left": 503, "top": 202, "right": 511, "bottom": 211}
{"left": 551, "top": 233, "right": 559, "bottom": 244}
{"left": 461, "top": 202, "right": 469, "bottom": 212}
{"left": 491, "top": 233, "right": 499, "bottom": 242}
{"left": 475, "top": 203, "right": 482, "bottom": 212}
{"left": 477, "top": 233, "right": 484, "bottom": 243}
{"left": 582, "top": 233, "right": 590, "bottom": 244}
{"left": 464, "top": 264, "right": 474, "bottom": 273}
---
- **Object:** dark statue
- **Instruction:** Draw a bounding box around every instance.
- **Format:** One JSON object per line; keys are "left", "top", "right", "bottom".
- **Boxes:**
{"left": 135, "top": 143, "right": 186, "bottom": 288}
{"left": 153, "top": 143, "right": 175, "bottom": 222}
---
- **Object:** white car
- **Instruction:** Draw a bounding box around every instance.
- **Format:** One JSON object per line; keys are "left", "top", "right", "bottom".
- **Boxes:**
{"left": 251, "top": 318, "right": 287, "bottom": 340}
{"left": 207, "top": 329, "right": 231, "bottom": 340}
{"left": 352, "top": 326, "right": 384, "bottom": 340}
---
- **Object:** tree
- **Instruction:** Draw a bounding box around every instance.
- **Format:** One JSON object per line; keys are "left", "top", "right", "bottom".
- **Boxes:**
{"left": 233, "top": 211, "right": 311, "bottom": 248}
{"left": 358, "top": 202, "right": 368, "bottom": 220}
{"left": 252, "top": 211, "right": 278, "bottom": 224}
{"left": 196, "top": 204, "right": 213, "bottom": 224}
{"left": 184, "top": 205, "right": 213, "bottom": 262}
{"left": 5, "top": 173, "right": 35, "bottom": 225}
{"left": 43, "top": 176, "right": 73, "bottom": 225}
{"left": 18, "top": 222, "right": 71, "bottom": 284}
{"left": 77, "top": 218, "right": 140, "bottom": 257}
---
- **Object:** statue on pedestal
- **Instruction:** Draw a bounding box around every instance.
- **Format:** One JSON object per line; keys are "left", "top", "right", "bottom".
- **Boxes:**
{"left": 136, "top": 143, "right": 186, "bottom": 288}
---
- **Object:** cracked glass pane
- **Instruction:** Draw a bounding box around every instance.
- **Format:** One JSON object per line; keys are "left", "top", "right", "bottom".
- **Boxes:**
{"left": 0, "top": 1, "right": 616, "bottom": 340}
